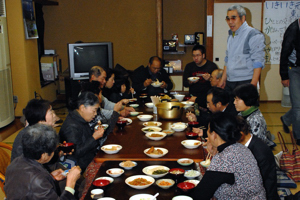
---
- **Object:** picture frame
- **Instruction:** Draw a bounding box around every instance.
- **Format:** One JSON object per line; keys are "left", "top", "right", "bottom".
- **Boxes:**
{"left": 22, "top": 0, "right": 38, "bottom": 39}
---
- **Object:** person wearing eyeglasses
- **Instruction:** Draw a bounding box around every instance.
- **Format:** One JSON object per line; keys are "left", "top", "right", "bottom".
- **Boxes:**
{"left": 132, "top": 56, "right": 173, "bottom": 96}
{"left": 218, "top": 5, "right": 265, "bottom": 93}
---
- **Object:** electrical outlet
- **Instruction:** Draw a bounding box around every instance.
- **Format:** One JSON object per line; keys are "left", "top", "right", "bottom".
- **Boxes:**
{"left": 13, "top": 95, "right": 18, "bottom": 103}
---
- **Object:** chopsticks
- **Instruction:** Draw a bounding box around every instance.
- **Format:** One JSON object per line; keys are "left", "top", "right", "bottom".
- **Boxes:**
{"left": 206, "top": 153, "right": 212, "bottom": 161}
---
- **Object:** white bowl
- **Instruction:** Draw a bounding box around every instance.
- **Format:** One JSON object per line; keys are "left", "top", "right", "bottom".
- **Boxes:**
{"left": 125, "top": 175, "right": 155, "bottom": 189}
{"left": 129, "top": 98, "right": 137, "bottom": 102}
{"left": 181, "top": 101, "right": 194, "bottom": 108}
{"left": 142, "top": 165, "right": 170, "bottom": 178}
{"left": 137, "top": 115, "right": 153, "bottom": 121}
{"left": 156, "top": 179, "right": 175, "bottom": 189}
{"left": 144, "top": 147, "right": 168, "bottom": 158}
{"left": 143, "top": 121, "right": 162, "bottom": 127}
{"left": 145, "top": 132, "right": 167, "bottom": 141}
{"left": 119, "top": 161, "right": 137, "bottom": 170}
{"left": 121, "top": 118, "right": 132, "bottom": 125}
{"left": 177, "top": 158, "right": 194, "bottom": 166}
{"left": 130, "top": 112, "right": 139, "bottom": 116}
{"left": 188, "top": 77, "right": 200, "bottom": 82}
{"left": 145, "top": 102, "right": 154, "bottom": 108}
{"left": 171, "top": 124, "right": 187, "bottom": 132}
{"left": 101, "top": 144, "right": 122, "bottom": 154}
{"left": 129, "top": 104, "right": 139, "bottom": 108}
{"left": 98, "top": 198, "right": 116, "bottom": 200}
{"left": 200, "top": 160, "right": 211, "bottom": 168}
{"left": 172, "top": 195, "right": 193, "bottom": 200}
{"left": 173, "top": 94, "right": 185, "bottom": 102}
{"left": 184, "top": 179, "right": 200, "bottom": 186}
{"left": 95, "top": 176, "right": 114, "bottom": 184}
{"left": 162, "top": 129, "right": 175, "bottom": 136}
{"left": 184, "top": 169, "right": 201, "bottom": 179}
{"left": 142, "top": 126, "right": 163, "bottom": 134}
{"left": 181, "top": 140, "right": 202, "bottom": 149}
{"left": 151, "top": 82, "right": 163, "bottom": 87}
{"left": 129, "top": 194, "right": 156, "bottom": 200}
{"left": 106, "top": 168, "right": 124, "bottom": 178}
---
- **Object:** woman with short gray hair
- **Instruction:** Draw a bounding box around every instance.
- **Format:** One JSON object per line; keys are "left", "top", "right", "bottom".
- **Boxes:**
{"left": 4, "top": 124, "right": 81, "bottom": 200}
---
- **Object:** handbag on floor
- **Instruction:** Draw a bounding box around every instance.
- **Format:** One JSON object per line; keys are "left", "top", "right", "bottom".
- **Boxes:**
{"left": 277, "top": 131, "right": 300, "bottom": 182}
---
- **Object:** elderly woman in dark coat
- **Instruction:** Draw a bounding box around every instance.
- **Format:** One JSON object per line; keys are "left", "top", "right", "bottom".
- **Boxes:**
{"left": 59, "top": 92, "right": 105, "bottom": 172}
{"left": 4, "top": 124, "right": 81, "bottom": 200}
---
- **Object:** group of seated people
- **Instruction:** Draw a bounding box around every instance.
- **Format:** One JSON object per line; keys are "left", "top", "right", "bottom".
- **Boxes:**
{"left": 4, "top": 52, "right": 280, "bottom": 199}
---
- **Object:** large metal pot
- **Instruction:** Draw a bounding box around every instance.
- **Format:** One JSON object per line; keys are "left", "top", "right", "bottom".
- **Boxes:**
{"left": 156, "top": 102, "right": 184, "bottom": 120}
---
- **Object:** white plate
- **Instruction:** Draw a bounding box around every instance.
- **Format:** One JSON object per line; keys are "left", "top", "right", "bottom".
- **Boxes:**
{"left": 188, "top": 77, "right": 200, "bottom": 82}
{"left": 200, "top": 160, "right": 211, "bottom": 168}
{"left": 143, "top": 121, "right": 162, "bottom": 127}
{"left": 145, "top": 102, "right": 154, "bottom": 108}
{"left": 122, "top": 118, "right": 132, "bottom": 125}
{"left": 142, "top": 165, "right": 170, "bottom": 178}
{"left": 156, "top": 179, "right": 175, "bottom": 189}
{"left": 141, "top": 126, "right": 163, "bottom": 134}
{"left": 177, "top": 158, "right": 194, "bottom": 166}
{"left": 151, "top": 82, "right": 163, "bottom": 87}
{"left": 129, "top": 194, "right": 157, "bottom": 200}
{"left": 101, "top": 144, "right": 122, "bottom": 154}
{"left": 181, "top": 101, "right": 195, "bottom": 108}
{"left": 137, "top": 115, "right": 153, "bottom": 122}
{"left": 145, "top": 132, "right": 166, "bottom": 141}
{"left": 144, "top": 147, "right": 168, "bottom": 158}
{"left": 125, "top": 175, "right": 155, "bottom": 189}
{"left": 171, "top": 124, "right": 187, "bottom": 132}
{"left": 119, "top": 161, "right": 137, "bottom": 170}
{"left": 106, "top": 168, "right": 124, "bottom": 178}
{"left": 95, "top": 176, "right": 114, "bottom": 183}
{"left": 184, "top": 179, "right": 200, "bottom": 186}
{"left": 129, "top": 104, "right": 139, "bottom": 108}
{"left": 184, "top": 169, "right": 201, "bottom": 179}
{"left": 181, "top": 140, "right": 202, "bottom": 149}
{"left": 129, "top": 98, "right": 137, "bottom": 102}
{"left": 172, "top": 195, "right": 193, "bottom": 200}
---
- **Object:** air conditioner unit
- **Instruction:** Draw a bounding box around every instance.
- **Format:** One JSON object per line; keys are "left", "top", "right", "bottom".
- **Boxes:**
{"left": 0, "top": 0, "right": 15, "bottom": 128}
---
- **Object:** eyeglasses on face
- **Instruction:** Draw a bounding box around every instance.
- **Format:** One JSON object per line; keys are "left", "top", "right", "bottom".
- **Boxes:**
{"left": 225, "top": 16, "right": 238, "bottom": 21}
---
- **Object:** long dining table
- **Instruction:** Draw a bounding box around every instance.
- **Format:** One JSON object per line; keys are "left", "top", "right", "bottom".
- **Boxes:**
{"left": 94, "top": 99, "right": 205, "bottom": 163}
{"left": 84, "top": 160, "right": 201, "bottom": 200}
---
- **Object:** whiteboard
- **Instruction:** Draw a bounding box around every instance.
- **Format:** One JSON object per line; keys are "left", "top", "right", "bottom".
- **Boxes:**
{"left": 263, "top": 1, "right": 300, "bottom": 64}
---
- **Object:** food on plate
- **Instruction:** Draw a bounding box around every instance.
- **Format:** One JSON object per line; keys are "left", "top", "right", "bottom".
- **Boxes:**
{"left": 185, "top": 170, "right": 198, "bottom": 177}
{"left": 128, "top": 178, "right": 152, "bottom": 186}
{"left": 161, "top": 94, "right": 171, "bottom": 99}
{"left": 194, "top": 142, "right": 200, "bottom": 145}
{"left": 149, "top": 133, "right": 163, "bottom": 137}
{"left": 152, "top": 169, "right": 168, "bottom": 175}
{"left": 104, "top": 146, "right": 119, "bottom": 151}
{"left": 169, "top": 170, "right": 184, "bottom": 175}
{"left": 107, "top": 169, "right": 122, "bottom": 174}
{"left": 143, "top": 128, "right": 156, "bottom": 132}
{"left": 179, "top": 159, "right": 192, "bottom": 164}
{"left": 121, "top": 160, "right": 135, "bottom": 167}
{"left": 146, "top": 146, "right": 163, "bottom": 155}
{"left": 158, "top": 181, "right": 172, "bottom": 186}
{"left": 203, "top": 159, "right": 211, "bottom": 165}
{"left": 152, "top": 79, "right": 160, "bottom": 85}
{"left": 147, "top": 122, "right": 158, "bottom": 126}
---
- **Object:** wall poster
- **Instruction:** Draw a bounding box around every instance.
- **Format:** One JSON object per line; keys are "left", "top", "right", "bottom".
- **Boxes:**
{"left": 263, "top": 1, "right": 300, "bottom": 64}
{"left": 22, "top": 0, "right": 38, "bottom": 39}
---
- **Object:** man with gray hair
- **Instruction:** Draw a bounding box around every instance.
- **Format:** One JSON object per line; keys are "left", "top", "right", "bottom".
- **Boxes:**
{"left": 218, "top": 5, "right": 265, "bottom": 93}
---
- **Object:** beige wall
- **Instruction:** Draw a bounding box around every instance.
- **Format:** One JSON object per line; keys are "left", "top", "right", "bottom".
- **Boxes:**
{"left": 163, "top": 0, "right": 206, "bottom": 69}
{"left": 6, "top": 0, "right": 57, "bottom": 116}
{"left": 42, "top": 0, "right": 157, "bottom": 72}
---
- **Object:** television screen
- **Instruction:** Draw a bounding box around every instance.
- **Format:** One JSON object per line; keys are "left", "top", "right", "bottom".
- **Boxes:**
{"left": 68, "top": 42, "right": 113, "bottom": 80}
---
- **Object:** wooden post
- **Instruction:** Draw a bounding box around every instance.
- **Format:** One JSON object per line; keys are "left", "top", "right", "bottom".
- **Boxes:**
{"left": 156, "top": 0, "right": 163, "bottom": 58}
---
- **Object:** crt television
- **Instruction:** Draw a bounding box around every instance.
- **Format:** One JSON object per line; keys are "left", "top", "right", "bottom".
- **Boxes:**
{"left": 68, "top": 42, "right": 113, "bottom": 80}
